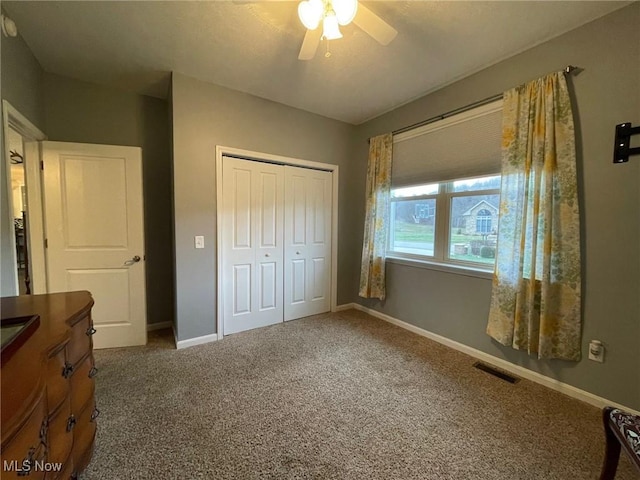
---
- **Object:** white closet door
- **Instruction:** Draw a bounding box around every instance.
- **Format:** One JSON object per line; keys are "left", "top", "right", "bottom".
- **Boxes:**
{"left": 284, "top": 166, "right": 332, "bottom": 321}
{"left": 222, "top": 157, "right": 284, "bottom": 335}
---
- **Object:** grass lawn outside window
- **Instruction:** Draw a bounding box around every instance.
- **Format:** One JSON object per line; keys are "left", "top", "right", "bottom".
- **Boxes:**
{"left": 389, "top": 175, "right": 501, "bottom": 271}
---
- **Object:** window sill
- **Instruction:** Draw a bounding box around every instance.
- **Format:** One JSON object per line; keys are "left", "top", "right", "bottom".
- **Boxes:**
{"left": 386, "top": 255, "right": 494, "bottom": 280}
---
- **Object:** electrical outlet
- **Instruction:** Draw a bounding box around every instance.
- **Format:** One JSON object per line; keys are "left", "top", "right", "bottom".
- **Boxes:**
{"left": 195, "top": 236, "right": 205, "bottom": 249}
{"left": 588, "top": 340, "right": 604, "bottom": 363}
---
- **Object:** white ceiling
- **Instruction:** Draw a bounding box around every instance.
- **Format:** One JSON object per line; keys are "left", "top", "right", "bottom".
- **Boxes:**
{"left": 3, "top": 1, "right": 629, "bottom": 124}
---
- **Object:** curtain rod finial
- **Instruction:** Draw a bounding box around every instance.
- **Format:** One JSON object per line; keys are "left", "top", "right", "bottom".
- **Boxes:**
{"left": 564, "top": 65, "right": 579, "bottom": 75}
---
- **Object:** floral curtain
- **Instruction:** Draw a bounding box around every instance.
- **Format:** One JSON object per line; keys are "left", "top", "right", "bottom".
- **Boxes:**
{"left": 359, "top": 133, "right": 393, "bottom": 300}
{"left": 487, "top": 72, "right": 582, "bottom": 360}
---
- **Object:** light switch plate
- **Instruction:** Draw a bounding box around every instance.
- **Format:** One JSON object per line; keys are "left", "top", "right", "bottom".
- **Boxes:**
{"left": 195, "top": 236, "right": 205, "bottom": 249}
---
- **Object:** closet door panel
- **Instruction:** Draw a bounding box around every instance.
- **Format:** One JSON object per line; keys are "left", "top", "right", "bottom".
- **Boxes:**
{"left": 311, "top": 257, "right": 326, "bottom": 301}
{"left": 222, "top": 157, "right": 284, "bottom": 335}
{"left": 284, "top": 166, "right": 332, "bottom": 321}
{"left": 254, "top": 167, "right": 283, "bottom": 319}
{"left": 290, "top": 172, "right": 307, "bottom": 247}
{"left": 311, "top": 176, "right": 329, "bottom": 245}
{"left": 258, "top": 262, "right": 277, "bottom": 310}
{"left": 284, "top": 168, "right": 306, "bottom": 318}
{"left": 258, "top": 171, "right": 278, "bottom": 248}
{"left": 223, "top": 162, "right": 255, "bottom": 331}
{"left": 307, "top": 170, "right": 332, "bottom": 311}
{"left": 233, "top": 264, "right": 252, "bottom": 315}
{"left": 233, "top": 169, "right": 252, "bottom": 249}
{"left": 291, "top": 259, "right": 306, "bottom": 304}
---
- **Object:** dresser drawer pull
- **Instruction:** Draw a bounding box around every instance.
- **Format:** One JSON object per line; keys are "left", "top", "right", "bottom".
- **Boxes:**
{"left": 89, "top": 366, "right": 99, "bottom": 378}
{"left": 66, "top": 415, "right": 77, "bottom": 432}
{"left": 39, "top": 418, "right": 48, "bottom": 444}
{"left": 90, "top": 408, "right": 100, "bottom": 422}
{"left": 17, "top": 447, "right": 36, "bottom": 476}
{"left": 62, "top": 362, "right": 75, "bottom": 378}
{"left": 86, "top": 326, "right": 97, "bottom": 336}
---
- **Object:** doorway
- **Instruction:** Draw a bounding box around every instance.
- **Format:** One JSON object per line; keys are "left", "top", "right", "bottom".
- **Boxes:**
{"left": 7, "top": 127, "right": 29, "bottom": 294}
{"left": 1, "top": 100, "right": 47, "bottom": 297}
{"left": 216, "top": 146, "right": 339, "bottom": 338}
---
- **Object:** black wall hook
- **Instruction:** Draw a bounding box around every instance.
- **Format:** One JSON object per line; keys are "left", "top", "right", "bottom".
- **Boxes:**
{"left": 613, "top": 122, "right": 640, "bottom": 163}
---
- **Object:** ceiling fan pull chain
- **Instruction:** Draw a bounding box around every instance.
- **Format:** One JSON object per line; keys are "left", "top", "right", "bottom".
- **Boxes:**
{"left": 325, "top": 38, "right": 332, "bottom": 58}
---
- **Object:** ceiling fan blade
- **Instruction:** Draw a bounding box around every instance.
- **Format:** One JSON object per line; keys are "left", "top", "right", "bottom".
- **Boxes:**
{"left": 298, "top": 28, "right": 322, "bottom": 60}
{"left": 353, "top": 3, "right": 397, "bottom": 46}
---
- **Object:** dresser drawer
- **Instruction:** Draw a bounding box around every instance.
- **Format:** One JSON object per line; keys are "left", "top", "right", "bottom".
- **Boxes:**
{"left": 71, "top": 400, "right": 98, "bottom": 472}
{"left": 0, "top": 391, "right": 47, "bottom": 479}
{"left": 1, "top": 346, "right": 42, "bottom": 429}
{"left": 46, "top": 397, "right": 73, "bottom": 467}
{"left": 70, "top": 354, "right": 96, "bottom": 413}
{"left": 67, "top": 314, "right": 94, "bottom": 366}
{"left": 46, "top": 340, "right": 71, "bottom": 414}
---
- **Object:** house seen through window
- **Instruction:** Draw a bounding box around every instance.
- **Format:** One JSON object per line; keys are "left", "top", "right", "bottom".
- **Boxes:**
{"left": 389, "top": 174, "right": 501, "bottom": 269}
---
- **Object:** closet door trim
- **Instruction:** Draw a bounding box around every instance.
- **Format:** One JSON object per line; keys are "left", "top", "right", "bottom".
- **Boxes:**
{"left": 215, "top": 146, "right": 339, "bottom": 339}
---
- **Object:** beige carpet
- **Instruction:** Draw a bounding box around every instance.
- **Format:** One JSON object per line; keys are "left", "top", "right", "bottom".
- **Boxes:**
{"left": 84, "top": 309, "right": 635, "bottom": 479}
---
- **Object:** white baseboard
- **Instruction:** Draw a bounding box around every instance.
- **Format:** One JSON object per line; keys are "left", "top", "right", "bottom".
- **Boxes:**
{"left": 147, "top": 321, "right": 173, "bottom": 332}
{"left": 333, "top": 303, "right": 355, "bottom": 312}
{"left": 337, "top": 302, "right": 639, "bottom": 416}
{"left": 175, "top": 332, "right": 219, "bottom": 350}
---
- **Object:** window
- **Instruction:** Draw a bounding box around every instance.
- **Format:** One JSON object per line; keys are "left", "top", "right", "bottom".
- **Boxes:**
{"left": 388, "top": 99, "right": 503, "bottom": 273}
{"left": 389, "top": 174, "right": 501, "bottom": 270}
{"left": 475, "top": 209, "right": 492, "bottom": 234}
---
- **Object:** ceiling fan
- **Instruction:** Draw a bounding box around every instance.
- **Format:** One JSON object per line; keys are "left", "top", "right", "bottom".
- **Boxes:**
{"left": 296, "top": 0, "right": 397, "bottom": 60}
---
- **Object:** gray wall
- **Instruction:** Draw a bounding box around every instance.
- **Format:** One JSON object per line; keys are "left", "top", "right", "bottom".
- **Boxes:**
{"left": 43, "top": 73, "right": 174, "bottom": 327}
{"left": 1, "top": 23, "right": 45, "bottom": 296}
{"left": 0, "top": 22, "right": 45, "bottom": 130}
{"left": 171, "top": 72, "right": 356, "bottom": 341}
{"left": 353, "top": 4, "right": 640, "bottom": 410}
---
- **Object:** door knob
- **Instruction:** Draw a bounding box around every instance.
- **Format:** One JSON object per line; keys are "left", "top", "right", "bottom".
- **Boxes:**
{"left": 265, "top": 253, "right": 271, "bottom": 257}
{"left": 296, "top": 251, "right": 301, "bottom": 255}
{"left": 124, "top": 255, "right": 141, "bottom": 266}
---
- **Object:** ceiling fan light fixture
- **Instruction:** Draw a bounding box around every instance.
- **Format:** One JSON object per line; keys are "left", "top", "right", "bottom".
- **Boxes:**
{"left": 322, "top": 12, "right": 343, "bottom": 40}
{"left": 332, "top": 0, "right": 358, "bottom": 26}
{"left": 298, "top": 0, "right": 323, "bottom": 30}
{"left": 1, "top": 14, "right": 18, "bottom": 38}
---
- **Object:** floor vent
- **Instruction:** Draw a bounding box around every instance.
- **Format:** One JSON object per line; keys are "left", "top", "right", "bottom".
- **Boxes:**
{"left": 473, "top": 362, "right": 520, "bottom": 384}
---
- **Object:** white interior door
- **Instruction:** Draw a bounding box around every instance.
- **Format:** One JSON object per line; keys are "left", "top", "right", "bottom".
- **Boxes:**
{"left": 42, "top": 141, "right": 146, "bottom": 349}
{"left": 284, "top": 166, "right": 332, "bottom": 321}
{"left": 222, "top": 157, "right": 284, "bottom": 335}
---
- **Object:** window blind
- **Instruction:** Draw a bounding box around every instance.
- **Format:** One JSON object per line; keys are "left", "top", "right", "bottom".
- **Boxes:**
{"left": 392, "top": 100, "right": 503, "bottom": 187}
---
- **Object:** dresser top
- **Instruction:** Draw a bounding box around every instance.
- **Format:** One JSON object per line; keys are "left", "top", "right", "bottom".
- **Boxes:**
{"left": 1, "top": 291, "right": 94, "bottom": 325}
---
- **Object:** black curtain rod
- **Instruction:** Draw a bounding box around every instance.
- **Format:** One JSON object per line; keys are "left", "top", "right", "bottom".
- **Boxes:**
{"left": 392, "top": 93, "right": 503, "bottom": 137}
{"left": 369, "top": 65, "right": 580, "bottom": 142}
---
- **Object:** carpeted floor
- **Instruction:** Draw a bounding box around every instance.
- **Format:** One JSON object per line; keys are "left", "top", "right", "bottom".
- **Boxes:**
{"left": 84, "top": 309, "right": 635, "bottom": 479}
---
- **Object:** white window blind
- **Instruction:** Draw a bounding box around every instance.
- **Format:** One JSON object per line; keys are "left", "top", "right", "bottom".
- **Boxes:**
{"left": 392, "top": 100, "right": 503, "bottom": 187}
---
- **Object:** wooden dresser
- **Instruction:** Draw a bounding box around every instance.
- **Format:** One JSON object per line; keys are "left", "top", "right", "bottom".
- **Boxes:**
{"left": 1, "top": 291, "right": 98, "bottom": 479}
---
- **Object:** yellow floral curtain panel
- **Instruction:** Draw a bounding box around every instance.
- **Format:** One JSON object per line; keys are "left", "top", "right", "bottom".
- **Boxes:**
{"left": 487, "top": 71, "right": 582, "bottom": 360}
{"left": 359, "top": 133, "right": 393, "bottom": 300}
